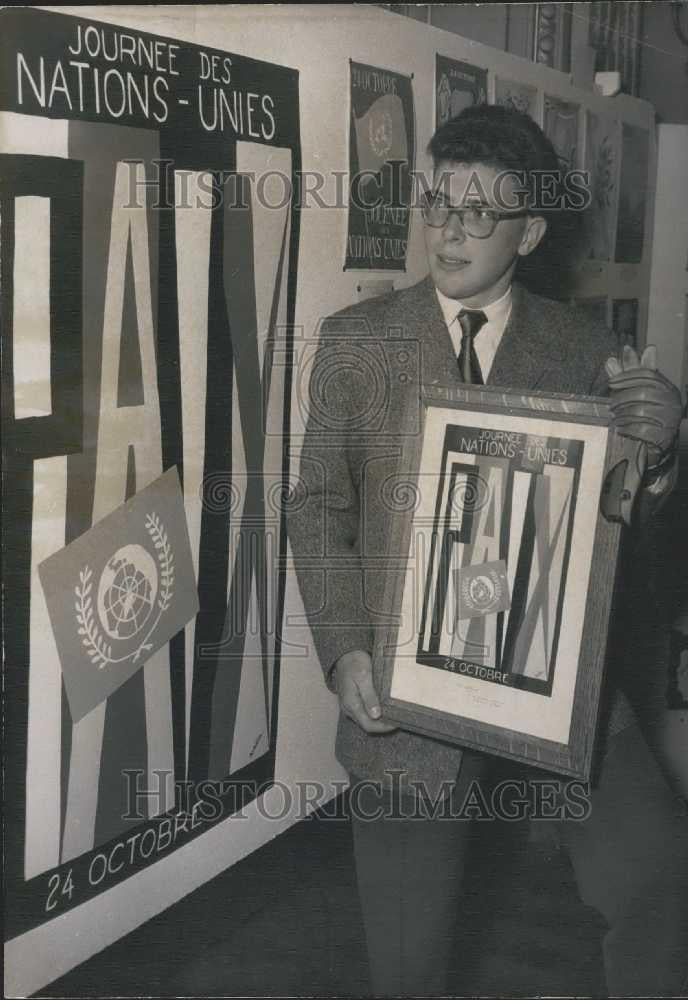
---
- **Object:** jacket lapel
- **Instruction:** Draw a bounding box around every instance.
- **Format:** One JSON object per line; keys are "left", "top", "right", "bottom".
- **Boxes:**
{"left": 488, "top": 283, "right": 556, "bottom": 391}
{"left": 400, "top": 276, "right": 460, "bottom": 388}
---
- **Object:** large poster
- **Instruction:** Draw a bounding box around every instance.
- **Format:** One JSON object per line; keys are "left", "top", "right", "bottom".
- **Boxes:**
{"left": 1, "top": 7, "right": 301, "bottom": 937}
{"left": 345, "top": 60, "right": 414, "bottom": 271}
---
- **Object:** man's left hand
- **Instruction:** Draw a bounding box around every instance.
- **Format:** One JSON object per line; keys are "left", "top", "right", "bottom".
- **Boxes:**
{"left": 605, "top": 345, "right": 684, "bottom": 472}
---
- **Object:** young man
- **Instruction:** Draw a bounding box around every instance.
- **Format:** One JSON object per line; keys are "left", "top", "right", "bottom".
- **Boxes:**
{"left": 288, "top": 105, "right": 686, "bottom": 996}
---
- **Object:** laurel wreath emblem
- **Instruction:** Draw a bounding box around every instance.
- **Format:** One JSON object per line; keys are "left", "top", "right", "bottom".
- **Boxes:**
{"left": 74, "top": 511, "right": 175, "bottom": 670}
{"left": 74, "top": 566, "right": 111, "bottom": 669}
{"left": 146, "top": 512, "right": 175, "bottom": 614}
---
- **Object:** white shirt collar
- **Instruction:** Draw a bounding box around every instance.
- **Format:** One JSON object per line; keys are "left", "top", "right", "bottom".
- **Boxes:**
{"left": 434, "top": 284, "right": 513, "bottom": 330}
{"left": 434, "top": 284, "right": 513, "bottom": 381}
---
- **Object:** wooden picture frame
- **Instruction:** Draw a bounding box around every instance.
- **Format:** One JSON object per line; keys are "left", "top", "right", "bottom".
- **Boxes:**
{"left": 377, "top": 383, "right": 627, "bottom": 780}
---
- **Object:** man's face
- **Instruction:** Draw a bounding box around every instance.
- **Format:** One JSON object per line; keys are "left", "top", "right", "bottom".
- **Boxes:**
{"left": 423, "top": 160, "right": 545, "bottom": 308}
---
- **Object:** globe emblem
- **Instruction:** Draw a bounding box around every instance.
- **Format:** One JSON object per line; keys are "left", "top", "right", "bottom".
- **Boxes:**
{"left": 97, "top": 544, "right": 158, "bottom": 641}
{"left": 369, "top": 109, "right": 393, "bottom": 159}
{"left": 469, "top": 574, "right": 496, "bottom": 610}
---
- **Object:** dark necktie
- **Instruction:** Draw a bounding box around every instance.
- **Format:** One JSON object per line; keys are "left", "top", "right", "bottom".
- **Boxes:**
{"left": 457, "top": 308, "right": 487, "bottom": 385}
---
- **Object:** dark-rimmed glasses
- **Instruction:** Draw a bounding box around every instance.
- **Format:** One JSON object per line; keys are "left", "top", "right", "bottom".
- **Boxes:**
{"left": 421, "top": 191, "right": 530, "bottom": 238}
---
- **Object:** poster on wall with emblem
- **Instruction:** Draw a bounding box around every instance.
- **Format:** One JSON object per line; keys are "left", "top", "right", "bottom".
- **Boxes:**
{"left": 1, "top": 6, "right": 301, "bottom": 937}
{"left": 435, "top": 55, "right": 487, "bottom": 129}
{"left": 378, "top": 385, "right": 627, "bottom": 780}
{"left": 345, "top": 60, "right": 415, "bottom": 271}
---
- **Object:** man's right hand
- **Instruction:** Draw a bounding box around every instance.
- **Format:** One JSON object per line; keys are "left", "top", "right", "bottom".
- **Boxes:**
{"left": 334, "top": 650, "right": 398, "bottom": 734}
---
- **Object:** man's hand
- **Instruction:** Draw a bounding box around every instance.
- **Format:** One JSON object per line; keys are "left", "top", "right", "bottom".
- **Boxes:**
{"left": 605, "top": 345, "right": 684, "bottom": 469}
{"left": 334, "top": 650, "right": 398, "bottom": 734}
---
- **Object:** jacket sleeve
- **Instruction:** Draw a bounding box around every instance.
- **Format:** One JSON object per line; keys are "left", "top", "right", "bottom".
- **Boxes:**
{"left": 287, "top": 319, "right": 374, "bottom": 691}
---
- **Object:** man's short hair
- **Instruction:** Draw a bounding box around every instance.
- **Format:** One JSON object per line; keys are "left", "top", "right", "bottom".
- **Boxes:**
{"left": 428, "top": 103, "right": 560, "bottom": 201}
{"left": 429, "top": 104, "right": 585, "bottom": 297}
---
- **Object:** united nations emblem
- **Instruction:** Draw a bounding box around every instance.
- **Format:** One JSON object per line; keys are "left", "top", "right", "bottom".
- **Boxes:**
{"left": 75, "top": 511, "right": 175, "bottom": 670}
{"left": 369, "top": 108, "right": 393, "bottom": 158}
{"left": 39, "top": 467, "right": 198, "bottom": 722}
{"left": 97, "top": 544, "right": 158, "bottom": 640}
{"left": 456, "top": 559, "right": 511, "bottom": 621}
{"left": 462, "top": 570, "right": 503, "bottom": 615}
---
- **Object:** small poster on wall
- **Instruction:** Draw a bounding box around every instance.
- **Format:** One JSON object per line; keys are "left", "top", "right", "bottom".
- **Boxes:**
{"left": 494, "top": 77, "right": 538, "bottom": 120}
{"left": 583, "top": 110, "right": 619, "bottom": 261}
{"left": 543, "top": 95, "right": 579, "bottom": 170}
{"left": 345, "top": 60, "right": 415, "bottom": 271}
{"left": 435, "top": 55, "right": 487, "bottom": 129}
{"left": 615, "top": 124, "right": 649, "bottom": 263}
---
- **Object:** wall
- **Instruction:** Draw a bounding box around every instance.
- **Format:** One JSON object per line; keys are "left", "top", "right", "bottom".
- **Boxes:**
{"left": 4, "top": 5, "right": 659, "bottom": 996}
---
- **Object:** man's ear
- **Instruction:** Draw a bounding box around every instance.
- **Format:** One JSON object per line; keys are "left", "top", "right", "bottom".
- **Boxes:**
{"left": 517, "top": 215, "right": 547, "bottom": 256}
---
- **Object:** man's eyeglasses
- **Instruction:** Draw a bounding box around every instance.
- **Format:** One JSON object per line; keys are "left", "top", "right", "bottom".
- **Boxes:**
{"left": 421, "top": 192, "right": 529, "bottom": 239}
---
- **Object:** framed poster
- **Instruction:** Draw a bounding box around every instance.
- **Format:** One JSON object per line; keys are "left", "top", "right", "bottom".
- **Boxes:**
{"left": 345, "top": 60, "right": 415, "bottom": 271}
{"left": 378, "top": 384, "right": 627, "bottom": 779}
{"left": 435, "top": 54, "right": 487, "bottom": 129}
{"left": 1, "top": 6, "right": 301, "bottom": 938}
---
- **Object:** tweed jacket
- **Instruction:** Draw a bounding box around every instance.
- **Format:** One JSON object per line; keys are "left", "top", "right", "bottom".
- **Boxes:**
{"left": 288, "top": 277, "right": 637, "bottom": 792}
